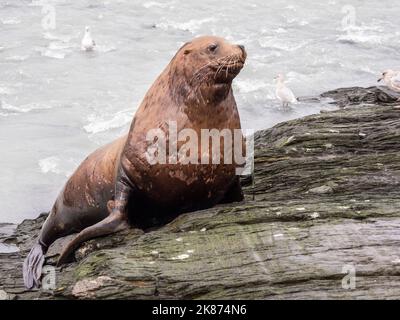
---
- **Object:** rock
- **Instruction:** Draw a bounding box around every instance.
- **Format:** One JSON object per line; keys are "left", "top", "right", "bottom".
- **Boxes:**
{"left": 321, "top": 86, "right": 400, "bottom": 107}
{"left": 1, "top": 87, "right": 400, "bottom": 299}
{"left": 307, "top": 185, "right": 334, "bottom": 194}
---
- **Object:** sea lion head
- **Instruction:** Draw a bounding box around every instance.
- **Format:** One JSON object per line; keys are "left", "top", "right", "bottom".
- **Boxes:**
{"left": 169, "top": 36, "right": 247, "bottom": 105}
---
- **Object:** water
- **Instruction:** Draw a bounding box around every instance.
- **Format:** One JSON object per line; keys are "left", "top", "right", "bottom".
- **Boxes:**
{"left": 0, "top": 223, "right": 18, "bottom": 252}
{"left": 0, "top": 0, "right": 399, "bottom": 223}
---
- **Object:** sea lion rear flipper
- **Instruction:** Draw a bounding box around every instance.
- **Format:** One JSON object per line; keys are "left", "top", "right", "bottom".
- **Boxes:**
{"left": 23, "top": 243, "right": 46, "bottom": 289}
{"left": 57, "top": 209, "right": 129, "bottom": 266}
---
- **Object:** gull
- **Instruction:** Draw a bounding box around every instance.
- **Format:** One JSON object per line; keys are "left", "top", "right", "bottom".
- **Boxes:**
{"left": 81, "top": 26, "right": 96, "bottom": 51}
{"left": 378, "top": 69, "right": 400, "bottom": 92}
{"left": 275, "top": 74, "right": 297, "bottom": 108}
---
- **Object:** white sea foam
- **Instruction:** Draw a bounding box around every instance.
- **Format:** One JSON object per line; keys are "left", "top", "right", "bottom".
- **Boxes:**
{"left": 285, "top": 17, "right": 309, "bottom": 26}
{"left": 96, "top": 45, "right": 117, "bottom": 53}
{"left": 5, "top": 55, "right": 29, "bottom": 62}
{"left": 286, "top": 71, "right": 308, "bottom": 83}
{"left": 337, "top": 31, "right": 385, "bottom": 45}
{"left": 1, "top": 18, "right": 21, "bottom": 25}
{"left": 38, "top": 156, "right": 61, "bottom": 174}
{"left": 84, "top": 110, "right": 132, "bottom": 134}
{"left": 43, "top": 31, "right": 76, "bottom": 43}
{"left": 359, "top": 65, "right": 376, "bottom": 75}
{"left": 0, "top": 111, "right": 15, "bottom": 117}
{"left": 0, "top": 87, "right": 14, "bottom": 95}
{"left": 39, "top": 48, "right": 66, "bottom": 59}
{"left": 1, "top": 101, "right": 53, "bottom": 113}
{"left": 143, "top": 1, "right": 175, "bottom": 9}
{"left": 29, "top": 0, "right": 57, "bottom": 7}
{"left": 48, "top": 41, "right": 75, "bottom": 51}
{"left": 258, "top": 37, "right": 308, "bottom": 51}
{"left": 156, "top": 17, "right": 216, "bottom": 33}
{"left": 234, "top": 79, "right": 269, "bottom": 94}
{"left": 36, "top": 40, "right": 76, "bottom": 59}
{"left": 39, "top": 156, "right": 76, "bottom": 177}
{"left": 274, "top": 27, "right": 288, "bottom": 34}
{"left": 337, "top": 23, "right": 388, "bottom": 46}
{"left": 339, "top": 23, "right": 384, "bottom": 33}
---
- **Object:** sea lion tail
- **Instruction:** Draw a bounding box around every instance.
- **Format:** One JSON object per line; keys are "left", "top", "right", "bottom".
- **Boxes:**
{"left": 57, "top": 210, "right": 129, "bottom": 266}
{"left": 23, "top": 242, "right": 46, "bottom": 289}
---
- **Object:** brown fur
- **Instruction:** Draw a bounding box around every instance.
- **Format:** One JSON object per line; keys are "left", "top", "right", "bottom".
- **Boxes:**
{"left": 23, "top": 36, "right": 247, "bottom": 289}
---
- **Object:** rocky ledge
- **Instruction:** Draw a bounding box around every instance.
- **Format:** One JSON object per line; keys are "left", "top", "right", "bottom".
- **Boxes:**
{"left": 1, "top": 86, "right": 400, "bottom": 300}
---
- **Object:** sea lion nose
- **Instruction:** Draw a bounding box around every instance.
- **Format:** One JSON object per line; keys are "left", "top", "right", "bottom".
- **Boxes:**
{"left": 237, "top": 44, "right": 246, "bottom": 60}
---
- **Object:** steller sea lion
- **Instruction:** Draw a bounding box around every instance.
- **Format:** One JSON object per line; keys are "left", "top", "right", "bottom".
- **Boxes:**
{"left": 23, "top": 35, "right": 247, "bottom": 289}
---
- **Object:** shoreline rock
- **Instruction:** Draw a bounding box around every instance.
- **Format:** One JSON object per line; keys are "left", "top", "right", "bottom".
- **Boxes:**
{"left": 1, "top": 86, "right": 400, "bottom": 299}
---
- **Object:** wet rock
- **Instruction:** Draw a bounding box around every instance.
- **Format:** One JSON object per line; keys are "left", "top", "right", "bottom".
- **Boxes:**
{"left": 1, "top": 87, "right": 400, "bottom": 299}
{"left": 321, "top": 86, "right": 400, "bottom": 107}
{"left": 307, "top": 185, "right": 334, "bottom": 194}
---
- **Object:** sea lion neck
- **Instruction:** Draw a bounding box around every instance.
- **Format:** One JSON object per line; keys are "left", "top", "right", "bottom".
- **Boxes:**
{"left": 185, "top": 82, "right": 232, "bottom": 108}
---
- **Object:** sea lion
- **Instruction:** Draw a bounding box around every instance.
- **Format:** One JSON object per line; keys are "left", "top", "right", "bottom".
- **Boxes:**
{"left": 23, "top": 35, "right": 247, "bottom": 289}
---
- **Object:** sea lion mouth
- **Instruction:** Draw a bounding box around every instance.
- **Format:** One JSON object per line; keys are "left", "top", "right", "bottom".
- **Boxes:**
{"left": 211, "top": 57, "right": 245, "bottom": 83}
{"left": 188, "top": 55, "right": 245, "bottom": 88}
{"left": 214, "top": 61, "right": 244, "bottom": 74}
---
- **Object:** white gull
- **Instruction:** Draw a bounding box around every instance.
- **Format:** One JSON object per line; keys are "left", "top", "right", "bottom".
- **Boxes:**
{"left": 275, "top": 74, "right": 297, "bottom": 108}
{"left": 81, "top": 26, "right": 96, "bottom": 51}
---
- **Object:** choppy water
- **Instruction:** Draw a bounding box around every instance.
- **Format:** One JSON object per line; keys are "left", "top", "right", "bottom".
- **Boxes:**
{"left": 1, "top": 0, "right": 399, "bottom": 223}
{"left": 0, "top": 223, "right": 18, "bottom": 252}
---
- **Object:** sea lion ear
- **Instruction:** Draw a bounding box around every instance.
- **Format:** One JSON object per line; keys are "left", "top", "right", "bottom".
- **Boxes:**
{"left": 180, "top": 42, "right": 192, "bottom": 55}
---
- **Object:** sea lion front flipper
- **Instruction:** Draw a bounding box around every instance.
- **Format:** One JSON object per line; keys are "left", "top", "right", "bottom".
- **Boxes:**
{"left": 57, "top": 208, "right": 129, "bottom": 266}
{"left": 58, "top": 170, "right": 133, "bottom": 265}
{"left": 23, "top": 242, "right": 46, "bottom": 289}
{"left": 219, "top": 177, "right": 244, "bottom": 204}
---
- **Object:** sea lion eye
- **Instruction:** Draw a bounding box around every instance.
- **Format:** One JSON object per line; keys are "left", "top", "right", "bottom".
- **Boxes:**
{"left": 208, "top": 44, "right": 218, "bottom": 53}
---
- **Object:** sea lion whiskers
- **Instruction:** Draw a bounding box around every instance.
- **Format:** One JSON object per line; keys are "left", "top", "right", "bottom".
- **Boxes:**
{"left": 215, "top": 54, "right": 244, "bottom": 80}
{"left": 186, "top": 54, "right": 243, "bottom": 104}
{"left": 227, "top": 56, "right": 242, "bottom": 79}
{"left": 190, "top": 61, "right": 215, "bottom": 84}
{"left": 218, "top": 56, "right": 230, "bottom": 79}
{"left": 214, "top": 64, "right": 224, "bottom": 80}
{"left": 225, "top": 56, "right": 236, "bottom": 79}
{"left": 190, "top": 54, "right": 242, "bottom": 86}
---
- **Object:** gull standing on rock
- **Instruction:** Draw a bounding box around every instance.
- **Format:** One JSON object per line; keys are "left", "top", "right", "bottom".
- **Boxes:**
{"left": 378, "top": 70, "right": 400, "bottom": 92}
{"left": 81, "top": 26, "right": 96, "bottom": 51}
{"left": 275, "top": 74, "right": 297, "bottom": 108}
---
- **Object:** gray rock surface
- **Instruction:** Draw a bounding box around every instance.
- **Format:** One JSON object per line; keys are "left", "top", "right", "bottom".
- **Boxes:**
{"left": 1, "top": 86, "right": 400, "bottom": 299}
